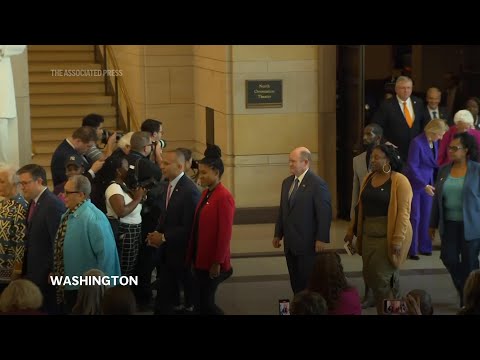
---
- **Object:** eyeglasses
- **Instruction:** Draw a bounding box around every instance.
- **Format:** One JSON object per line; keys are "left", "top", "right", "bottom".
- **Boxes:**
{"left": 448, "top": 146, "right": 465, "bottom": 152}
{"left": 65, "top": 191, "right": 82, "bottom": 195}
{"left": 19, "top": 179, "right": 34, "bottom": 187}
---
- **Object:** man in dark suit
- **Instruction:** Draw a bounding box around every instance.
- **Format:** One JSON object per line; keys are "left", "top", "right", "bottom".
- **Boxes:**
{"left": 147, "top": 149, "right": 200, "bottom": 314}
{"left": 373, "top": 76, "right": 427, "bottom": 163}
{"left": 423, "top": 87, "right": 450, "bottom": 125}
{"left": 50, "top": 126, "right": 104, "bottom": 186}
{"left": 273, "top": 147, "right": 332, "bottom": 294}
{"left": 17, "top": 164, "right": 66, "bottom": 314}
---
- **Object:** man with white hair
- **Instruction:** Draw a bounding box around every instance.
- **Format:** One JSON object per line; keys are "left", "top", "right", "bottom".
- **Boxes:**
{"left": 273, "top": 147, "right": 332, "bottom": 294}
{"left": 373, "top": 76, "right": 427, "bottom": 163}
{"left": 438, "top": 109, "right": 480, "bottom": 167}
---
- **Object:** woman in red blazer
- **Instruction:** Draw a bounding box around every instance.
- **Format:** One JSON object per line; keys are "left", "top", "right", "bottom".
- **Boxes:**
{"left": 186, "top": 145, "right": 235, "bottom": 315}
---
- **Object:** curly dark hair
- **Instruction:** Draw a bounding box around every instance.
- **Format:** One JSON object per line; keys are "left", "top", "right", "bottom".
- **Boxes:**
{"left": 453, "top": 132, "right": 479, "bottom": 162}
{"left": 307, "top": 252, "right": 349, "bottom": 311}
{"left": 199, "top": 144, "right": 224, "bottom": 177}
{"left": 373, "top": 144, "right": 403, "bottom": 172}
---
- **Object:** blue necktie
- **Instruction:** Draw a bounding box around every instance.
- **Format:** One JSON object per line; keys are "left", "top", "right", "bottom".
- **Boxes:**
{"left": 432, "top": 111, "right": 437, "bottom": 119}
{"left": 289, "top": 178, "right": 299, "bottom": 207}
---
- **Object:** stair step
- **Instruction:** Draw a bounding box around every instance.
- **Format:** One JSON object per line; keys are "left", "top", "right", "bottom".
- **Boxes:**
{"left": 30, "top": 94, "right": 113, "bottom": 106}
{"left": 31, "top": 105, "right": 116, "bottom": 117}
{"left": 32, "top": 129, "right": 72, "bottom": 142}
{"left": 29, "top": 73, "right": 104, "bottom": 83}
{"left": 32, "top": 153, "right": 52, "bottom": 167}
{"left": 31, "top": 116, "right": 116, "bottom": 130}
{"left": 29, "top": 82, "right": 105, "bottom": 94}
{"left": 28, "top": 51, "right": 95, "bottom": 63}
{"left": 28, "top": 45, "right": 94, "bottom": 52}
{"left": 29, "top": 63, "right": 102, "bottom": 73}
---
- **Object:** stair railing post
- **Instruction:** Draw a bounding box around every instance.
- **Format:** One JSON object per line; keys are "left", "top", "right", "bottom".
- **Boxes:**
{"left": 115, "top": 76, "right": 120, "bottom": 130}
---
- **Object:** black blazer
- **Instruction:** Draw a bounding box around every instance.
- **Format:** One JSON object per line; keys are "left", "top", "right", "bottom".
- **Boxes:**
{"left": 274, "top": 169, "right": 332, "bottom": 256}
{"left": 23, "top": 189, "right": 66, "bottom": 289}
{"left": 155, "top": 174, "right": 201, "bottom": 267}
{"left": 423, "top": 106, "right": 450, "bottom": 125}
{"left": 373, "top": 96, "right": 426, "bottom": 162}
{"left": 51, "top": 140, "right": 92, "bottom": 186}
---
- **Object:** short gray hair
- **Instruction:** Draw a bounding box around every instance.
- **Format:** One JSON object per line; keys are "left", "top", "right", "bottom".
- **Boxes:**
{"left": 70, "top": 175, "right": 91, "bottom": 197}
{"left": 299, "top": 150, "right": 312, "bottom": 163}
{"left": 396, "top": 75, "right": 412, "bottom": 86}
{"left": 0, "top": 163, "right": 18, "bottom": 186}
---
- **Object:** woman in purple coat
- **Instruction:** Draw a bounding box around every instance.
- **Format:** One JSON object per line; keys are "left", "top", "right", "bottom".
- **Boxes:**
{"left": 404, "top": 119, "right": 448, "bottom": 259}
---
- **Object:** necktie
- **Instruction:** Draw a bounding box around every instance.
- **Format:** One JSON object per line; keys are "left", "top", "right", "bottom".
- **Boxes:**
{"left": 403, "top": 101, "right": 413, "bottom": 128}
{"left": 166, "top": 183, "right": 172, "bottom": 208}
{"left": 432, "top": 111, "right": 437, "bottom": 119}
{"left": 289, "top": 178, "right": 299, "bottom": 207}
{"left": 28, "top": 201, "right": 36, "bottom": 222}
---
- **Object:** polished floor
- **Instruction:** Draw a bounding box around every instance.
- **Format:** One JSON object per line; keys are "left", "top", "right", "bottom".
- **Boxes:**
{"left": 150, "top": 220, "right": 459, "bottom": 315}
{"left": 222, "top": 220, "right": 458, "bottom": 315}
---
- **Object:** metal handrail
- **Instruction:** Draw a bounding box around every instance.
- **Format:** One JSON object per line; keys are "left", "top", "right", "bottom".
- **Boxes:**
{"left": 94, "top": 45, "right": 138, "bottom": 132}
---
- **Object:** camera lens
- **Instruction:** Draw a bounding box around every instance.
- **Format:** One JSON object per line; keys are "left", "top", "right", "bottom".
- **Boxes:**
{"left": 159, "top": 139, "right": 167, "bottom": 149}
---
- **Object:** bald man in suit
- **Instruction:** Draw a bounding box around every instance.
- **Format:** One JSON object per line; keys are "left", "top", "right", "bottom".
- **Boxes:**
{"left": 273, "top": 147, "right": 332, "bottom": 294}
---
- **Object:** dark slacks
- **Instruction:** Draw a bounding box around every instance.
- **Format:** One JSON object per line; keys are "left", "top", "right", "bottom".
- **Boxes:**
{"left": 193, "top": 268, "right": 233, "bottom": 315}
{"left": 285, "top": 250, "right": 316, "bottom": 294}
{"left": 154, "top": 262, "right": 194, "bottom": 315}
{"left": 441, "top": 221, "right": 480, "bottom": 304}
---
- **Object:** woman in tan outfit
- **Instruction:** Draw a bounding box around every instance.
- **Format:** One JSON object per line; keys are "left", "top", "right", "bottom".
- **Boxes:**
{"left": 345, "top": 144, "right": 413, "bottom": 314}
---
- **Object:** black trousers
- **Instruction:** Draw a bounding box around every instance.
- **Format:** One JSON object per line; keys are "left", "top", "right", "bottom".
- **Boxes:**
{"left": 193, "top": 268, "right": 233, "bottom": 315}
{"left": 441, "top": 221, "right": 480, "bottom": 305}
{"left": 285, "top": 250, "right": 316, "bottom": 294}
{"left": 154, "top": 262, "right": 194, "bottom": 315}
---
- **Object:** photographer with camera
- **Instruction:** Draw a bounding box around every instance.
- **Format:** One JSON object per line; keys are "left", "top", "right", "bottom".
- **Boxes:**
{"left": 103, "top": 155, "right": 145, "bottom": 276}
{"left": 177, "top": 147, "right": 203, "bottom": 192}
{"left": 125, "top": 131, "right": 164, "bottom": 309}
{"left": 141, "top": 119, "right": 165, "bottom": 165}
{"left": 82, "top": 113, "right": 120, "bottom": 162}
{"left": 50, "top": 126, "right": 105, "bottom": 187}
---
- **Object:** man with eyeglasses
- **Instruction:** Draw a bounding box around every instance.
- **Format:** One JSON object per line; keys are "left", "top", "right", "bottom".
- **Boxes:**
{"left": 53, "top": 175, "right": 120, "bottom": 314}
{"left": 17, "top": 164, "right": 65, "bottom": 314}
{"left": 125, "top": 131, "right": 163, "bottom": 310}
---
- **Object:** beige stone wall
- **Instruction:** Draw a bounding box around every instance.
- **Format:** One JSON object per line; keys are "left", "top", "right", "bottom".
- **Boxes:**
{"left": 232, "top": 45, "right": 327, "bottom": 208}
{"left": 192, "top": 46, "right": 233, "bottom": 189}
{"left": 111, "top": 45, "right": 337, "bottom": 215}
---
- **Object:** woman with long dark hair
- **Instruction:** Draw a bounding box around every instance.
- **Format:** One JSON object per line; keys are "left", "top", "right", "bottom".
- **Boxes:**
{"left": 308, "top": 252, "right": 361, "bottom": 315}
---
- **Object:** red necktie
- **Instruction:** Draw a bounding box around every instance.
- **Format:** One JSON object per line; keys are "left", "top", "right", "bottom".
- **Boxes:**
{"left": 28, "top": 201, "right": 36, "bottom": 222}
{"left": 166, "top": 184, "right": 172, "bottom": 208}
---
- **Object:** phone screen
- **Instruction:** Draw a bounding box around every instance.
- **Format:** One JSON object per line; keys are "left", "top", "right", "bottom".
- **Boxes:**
{"left": 383, "top": 299, "right": 407, "bottom": 314}
{"left": 279, "top": 299, "right": 290, "bottom": 315}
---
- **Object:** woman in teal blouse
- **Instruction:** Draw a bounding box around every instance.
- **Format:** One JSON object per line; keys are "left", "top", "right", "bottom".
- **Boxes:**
{"left": 430, "top": 132, "right": 480, "bottom": 307}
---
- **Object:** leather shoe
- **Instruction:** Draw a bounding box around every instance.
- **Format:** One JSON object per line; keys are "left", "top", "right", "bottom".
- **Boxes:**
{"left": 408, "top": 255, "right": 420, "bottom": 260}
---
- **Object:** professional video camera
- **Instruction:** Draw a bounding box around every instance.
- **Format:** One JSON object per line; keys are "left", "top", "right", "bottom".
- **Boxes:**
{"left": 152, "top": 139, "right": 167, "bottom": 150}
{"left": 101, "top": 129, "right": 124, "bottom": 145}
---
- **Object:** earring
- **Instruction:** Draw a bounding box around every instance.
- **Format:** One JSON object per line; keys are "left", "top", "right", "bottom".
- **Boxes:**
{"left": 382, "top": 163, "right": 391, "bottom": 174}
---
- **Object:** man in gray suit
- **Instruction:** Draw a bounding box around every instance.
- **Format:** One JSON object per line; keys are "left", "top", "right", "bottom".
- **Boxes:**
{"left": 273, "top": 147, "right": 332, "bottom": 294}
